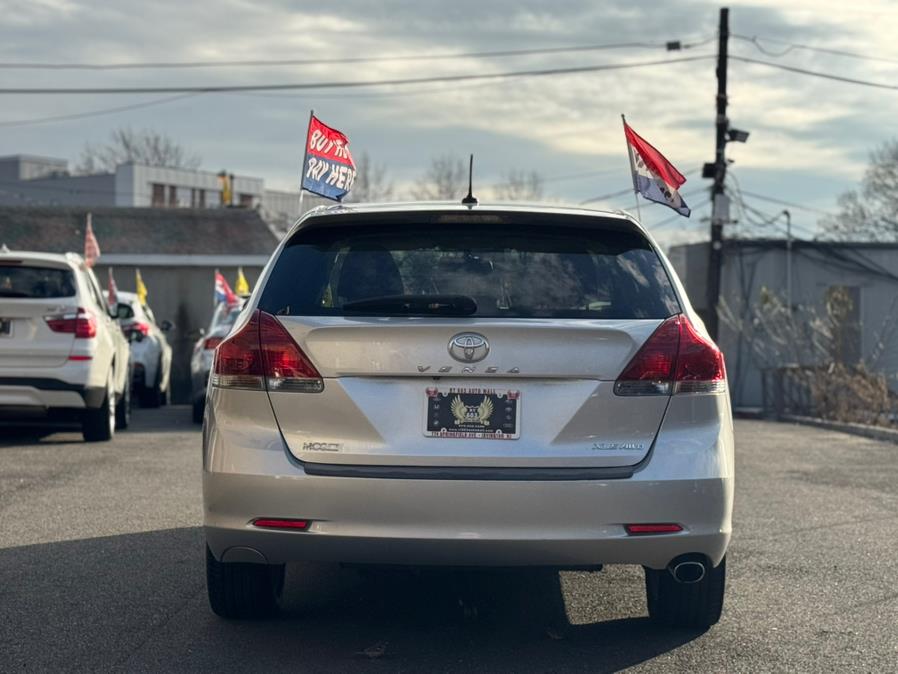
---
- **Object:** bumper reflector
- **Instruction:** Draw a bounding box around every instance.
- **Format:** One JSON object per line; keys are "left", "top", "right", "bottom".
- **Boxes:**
{"left": 252, "top": 518, "right": 310, "bottom": 531}
{"left": 625, "top": 523, "right": 683, "bottom": 535}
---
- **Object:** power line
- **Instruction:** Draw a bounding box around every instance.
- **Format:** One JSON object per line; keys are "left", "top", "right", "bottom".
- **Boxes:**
{"left": 732, "top": 33, "right": 898, "bottom": 65}
{"left": 0, "top": 55, "right": 714, "bottom": 95}
{"left": 0, "top": 93, "right": 199, "bottom": 128}
{"left": 735, "top": 188, "right": 831, "bottom": 216}
{"left": 730, "top": 55, "right": 898, "bottom": 92}
{"left": 0, "top": 38, "right": 715, "bottom": 71}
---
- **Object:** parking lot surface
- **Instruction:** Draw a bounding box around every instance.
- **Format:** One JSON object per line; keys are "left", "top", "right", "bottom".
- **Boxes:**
{"left": 1, "top": 408, "right": 896, "bottom": 672}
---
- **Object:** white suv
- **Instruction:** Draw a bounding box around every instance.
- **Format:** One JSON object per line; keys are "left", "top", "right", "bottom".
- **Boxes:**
{"left": 0, "top": 250, "right": 132, "bottom": 441}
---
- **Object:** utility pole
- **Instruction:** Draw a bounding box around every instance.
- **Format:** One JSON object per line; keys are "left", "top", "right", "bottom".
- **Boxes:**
{"left": 706, "top": 6, "right": 730, "bottom": 341}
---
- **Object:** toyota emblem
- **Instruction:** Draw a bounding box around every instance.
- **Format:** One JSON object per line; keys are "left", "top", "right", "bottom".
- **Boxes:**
{"left": 448, "top": 333, "right": 490, "bottom": 363}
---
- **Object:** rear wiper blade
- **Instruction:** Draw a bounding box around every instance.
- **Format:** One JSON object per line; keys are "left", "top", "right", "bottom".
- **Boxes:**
{"left": 342, "top": 294, "right": 478, "bottom": 316}
{"left": 0, "top": 290, "right": 30, "bottom": 297}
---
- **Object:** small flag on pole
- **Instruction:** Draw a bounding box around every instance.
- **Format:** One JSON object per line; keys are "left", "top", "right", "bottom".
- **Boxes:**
{"left": 135, "top": 269, "right": 148, "bottom": 305}
{"left": 107, "top": 268, "right": 119, "bottom": 309}
{"left": 214, "top": 270, "right": 239, "bottom": 307}
{"left": 300, "top": 114, "right": 356, "bottom": 202}
{"left": 623, "top": 118, "right": 691, "bottom": 217}
{"left": 235, "top": 267, "right": 250, "bottom": 296}
{"left": 84, "top": 213, "right": 101, "bottom": 267}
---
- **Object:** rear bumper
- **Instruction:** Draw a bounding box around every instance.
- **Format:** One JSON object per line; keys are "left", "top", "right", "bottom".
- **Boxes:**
{"left": 204, "top": 388, "right": 735, "bottom": 569}
{"left": 204, "top": 472, "right": 731, "bottom": 568}
{"left": 0, "top": 378, "right": 105, "bottom": 412}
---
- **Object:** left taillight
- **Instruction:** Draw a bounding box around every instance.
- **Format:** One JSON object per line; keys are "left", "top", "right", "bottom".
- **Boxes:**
{"left": 211, "top": 309, "right": 323, "bottom": 393}
{"left": 45, "top": 307, "right": 97, "bottom": 339}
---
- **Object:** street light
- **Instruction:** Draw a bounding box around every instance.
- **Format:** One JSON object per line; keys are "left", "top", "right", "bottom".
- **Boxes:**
{"left": 727, "top": 128, "right": 750, "bottom": 143}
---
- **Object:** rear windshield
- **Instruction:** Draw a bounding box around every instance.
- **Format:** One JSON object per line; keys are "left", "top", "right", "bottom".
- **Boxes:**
{"left": 0, "top": 265, "right": 76, "bottom": 298}
{"left": 259, "top": 220, "right": 680, "bottom": 319}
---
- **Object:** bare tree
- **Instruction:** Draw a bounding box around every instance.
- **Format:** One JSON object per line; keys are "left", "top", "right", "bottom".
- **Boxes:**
{"left": 411, "top": 155, "right": 467, "bottom": 200}
{"left": 493, "top": 169, "right": 544, "bottom": 201}
{"left": 821, "top": 139, "right": 898, "bottom": 241}
{"left": 76, "top": 128, "right": 202, "bottom": 174}
{"left": 346, "top": 152, "right": 395, "bottom": 202}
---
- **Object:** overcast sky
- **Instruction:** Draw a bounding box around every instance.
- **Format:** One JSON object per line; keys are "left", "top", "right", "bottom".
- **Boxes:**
{"left": 1, "top": 0, "right": 897, "bottom": 245}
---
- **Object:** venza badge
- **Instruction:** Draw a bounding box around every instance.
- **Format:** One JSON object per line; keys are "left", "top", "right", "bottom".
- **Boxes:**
{"left": 448, "top": 332, "right": 489, "bottom": 363}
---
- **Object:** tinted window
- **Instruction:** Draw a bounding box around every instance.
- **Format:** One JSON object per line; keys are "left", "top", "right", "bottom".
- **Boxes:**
{"left": 0, "top": 266, "right": 76, "bottom": 298}
{"left": 260, "top": 220, "right": 679, "bottom": 319}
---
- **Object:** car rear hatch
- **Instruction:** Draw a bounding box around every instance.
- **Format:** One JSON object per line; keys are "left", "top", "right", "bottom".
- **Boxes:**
{"left": 0, "top": 262, "right": 80, "bottom": 369}
{"left": 236, "top": 209, "right": 684, "bottom": 469}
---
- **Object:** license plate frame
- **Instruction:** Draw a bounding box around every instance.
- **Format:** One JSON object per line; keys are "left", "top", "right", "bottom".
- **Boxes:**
{"left": 423, "top": 387, "right": 520, "bottom": 440}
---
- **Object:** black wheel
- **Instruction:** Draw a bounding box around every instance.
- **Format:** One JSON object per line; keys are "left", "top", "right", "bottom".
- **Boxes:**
{"left": 192, "top": 397, "right": 205, "bottom": 424}
{"left": 141, "top": 360, "right": 163, "bottom": 408}
{"left": 645, "top": 555, "right": 726, "bottom": 628}
{"left": 115, "top": 365, "right": 131, "bottom": 430}
{"left": 206, "top": 545, "right": 284, "bottom": 619}
{"left": 83, "top": 376, "right": 115, "bottom": 442}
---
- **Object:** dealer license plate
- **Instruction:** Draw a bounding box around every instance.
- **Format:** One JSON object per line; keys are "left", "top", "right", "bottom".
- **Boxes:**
{"left": 424, "top": 387, "right": 520, "bottom": 440}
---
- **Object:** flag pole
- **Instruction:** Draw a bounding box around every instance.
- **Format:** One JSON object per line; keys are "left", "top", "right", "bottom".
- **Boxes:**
{"left": 621, "top": 114, "right": 642, "bottom": 223}
{"left": 298, "top": 108, "right": 315, "bottom": 218}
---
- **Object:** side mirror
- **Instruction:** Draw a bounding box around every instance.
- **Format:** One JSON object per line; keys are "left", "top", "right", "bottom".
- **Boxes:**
{"left": 160, "top": 319, "right": 174, "bottom": 332}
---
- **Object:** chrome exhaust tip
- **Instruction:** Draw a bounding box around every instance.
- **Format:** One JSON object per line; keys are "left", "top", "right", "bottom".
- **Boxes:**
{"left": 670, "top": 560, "right": 706, "bottom": 584}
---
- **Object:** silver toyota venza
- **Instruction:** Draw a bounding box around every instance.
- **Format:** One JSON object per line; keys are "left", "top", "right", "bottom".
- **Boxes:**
{"left": 203, "top": 202, "right": 734, "bottom": 627}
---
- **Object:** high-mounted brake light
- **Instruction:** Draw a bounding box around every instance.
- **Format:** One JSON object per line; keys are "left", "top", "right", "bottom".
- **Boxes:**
{"left": 614, "top": 314, "right": 725, "bottom": 396}
{"left": 211, "top": 309, "right": 324, "bottom": 393}
{"left": 44, "top": 307, "right": 97, "bottom": 339}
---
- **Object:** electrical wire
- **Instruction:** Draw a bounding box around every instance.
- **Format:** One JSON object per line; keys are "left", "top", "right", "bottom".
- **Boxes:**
{"left": 0, "top": 93, "right": 199, "bottom": 128}
{"left": 730, "top": 55, "right": 898, "bottom": 92}
{"left": 0, "top": 54, "right": 715, "bottom": 95}
{"left": 0, "top": 37, "right": 716, "bottom": 70}
{"left": 732, "top": 34, "right": 898, "bottom": 65}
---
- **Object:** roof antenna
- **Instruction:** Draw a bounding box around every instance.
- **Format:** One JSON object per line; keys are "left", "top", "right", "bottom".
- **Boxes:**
{"left": 461, "top": 154, "right": 478, "bottom": 207}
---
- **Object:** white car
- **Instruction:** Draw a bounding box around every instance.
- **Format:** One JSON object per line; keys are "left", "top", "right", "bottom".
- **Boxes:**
{"left": 113, "top": 291, "right": 173, "bottom": 408}
{"left": 190, "top": 299, "right": 244, "bottom": 423}
{"left": 0, "top": 250, "right": 132, "bottom": 441}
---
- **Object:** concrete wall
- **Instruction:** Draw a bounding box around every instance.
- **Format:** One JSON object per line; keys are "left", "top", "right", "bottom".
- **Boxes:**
{"left": 93, "top": 262, "right": 266, "bottom": 403}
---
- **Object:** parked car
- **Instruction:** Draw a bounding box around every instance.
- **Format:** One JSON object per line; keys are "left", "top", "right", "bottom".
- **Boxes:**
{"left": 0, "top": 250, "right": 132, "bottom": 441}
{"left": 190, "top": 299, "right": 245, "bottom": 423}
{"left": 202, "top": 202, "right": 734, "bottom": 627}
{"left": 114, "top": 291, "right": 173, "bottom": 408}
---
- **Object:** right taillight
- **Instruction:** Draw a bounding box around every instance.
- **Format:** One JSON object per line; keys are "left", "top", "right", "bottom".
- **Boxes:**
{"left": 211, "top": 309, "right": 324, "bottom": 393}
{"left": 45, "top": 307, "right": 97, "bottom": 339}
{"left": 614, "top": 314, "right": 725, "bottom": 396}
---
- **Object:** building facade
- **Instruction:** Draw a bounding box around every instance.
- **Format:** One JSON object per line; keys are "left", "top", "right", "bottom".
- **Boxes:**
{"left": 0, "top": 154, "right": 315, "bottom": 229}
{"left": 669, "top": 239, "right": 898, "bottom": 411}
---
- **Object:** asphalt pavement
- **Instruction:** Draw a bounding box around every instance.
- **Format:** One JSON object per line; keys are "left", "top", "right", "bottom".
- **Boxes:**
{"left": 1, "top": 408, "right": 896, "bottom": 672}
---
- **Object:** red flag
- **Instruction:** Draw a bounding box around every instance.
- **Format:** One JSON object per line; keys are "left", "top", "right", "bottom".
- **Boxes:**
{"left": 84, "top": 213, "right": 101, "bottom": 267}
{"left": 214, "top": 270, "right": 239, "bottom": 307}
{"left": 623, "top": 120, "right": 691, "bottom": 217}
{"left": 107, "top": 267, "right": 118, "bottom": 308}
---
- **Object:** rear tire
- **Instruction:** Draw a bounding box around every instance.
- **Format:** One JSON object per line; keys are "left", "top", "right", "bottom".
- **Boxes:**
{"left": 83, "top": 376, "right": 115, "bottom": 442}
{"left": 206, "top": 545, "right": 284, "bottom": 619}
{"left": 141, "top": 360, "right": 163, "bottom": 408}
{"left": 115, "top": 366, "right": 131, "bottom": 430}
{"left": 645, "top": 555, "right": 726, "bottom": 628}
{"left": 192, "top": 397, "right": 205, "bottom": 424}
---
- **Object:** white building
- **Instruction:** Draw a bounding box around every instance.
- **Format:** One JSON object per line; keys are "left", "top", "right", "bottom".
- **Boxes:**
{"left": 0, "top": 154, "right": 317, "bottom": 230}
